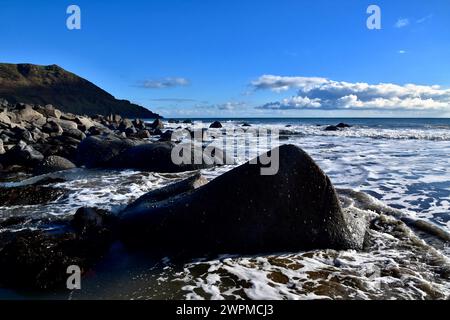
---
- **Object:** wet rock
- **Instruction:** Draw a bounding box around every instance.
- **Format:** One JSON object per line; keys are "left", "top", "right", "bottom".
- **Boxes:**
{"left": 1, "top": 141, "right": 44, "bottom": 167}
{"left": 119, "top": 145, "right": 367, "bottom": 256}
{"left": 150, "top": 128, "right": 163, "bottom": 136}
{"left": 11, "top": 127, "right": 34, "bottom": 142}
{"left": 37, "top": 104, "right": 62, "bottom": 119}
{"left": 107, "top": 141, "right": 216, "bottom": 172}
{"left": 118, "top": 118, "right": 134, "bottom": 131}
{"left": 150, "top": 119, "right": 164, "bottom": 130}
{"left": 0, "top": 224, "right": 113, "bottom": 290}
{"left": 16, "top": 105, "right": 46, "bottom": 124}
{"left": 325, "top": 125, "right": 339, "bottom": 132}
{"left": 0, "top": 139, "right": 5, "bottom": 155}
{"left": 49, "top": 117, "right": 78, "bottom": 131}
{"left": 159, "top": 130, "right": 174, "bottom": 142}
{"left": 209, "top": 121, "right": 223, "bottom": 129}
{"left": 336, "top": 123, "right": 352, "bottom": 129}
{"left": 182, "top": 119, "right": 192, "bottom": 124}
{"left": 125, "top": 127, "right": 137, "bottom": 137}
{"left": 63, "top": 128, "right": 86, "bottom": 141}
{"left": 132, "top": 119, "right": 145, "bottom": 130}
{"left": 242, "top": 122, "right": 252, "bottom": 127}
{"left": 76, "top": 134, "right": 143, "bottom": 168}
{"left": 42, "top": 120, "right": 64, "bottom": 136}
{"left": 74, "top": 116, "right": 95, "bottom": 130}
{"left": 0, "top": 111, "right": 12, "bottom": 127}
{"left": 34, "top": 155, "right": 76, "bottom": 175}
{"left": 0, "top": 185, "right": 66, "bottom": 206}
{"left": 72, "top": 207, "right": 116, "bottom": 234}
{"left": 0, "top": 216, "right": 27, "bottom": 228}
{"left": 125, "top": 173, "right": 208, "bottom": 212}
{"left": 136, "top": 129, "right": 151, "bottom": 139}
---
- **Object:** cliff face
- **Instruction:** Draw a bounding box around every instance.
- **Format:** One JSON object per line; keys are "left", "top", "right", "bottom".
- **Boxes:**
{"left": 0, "top": 63, "right": 161, "bottom": 119}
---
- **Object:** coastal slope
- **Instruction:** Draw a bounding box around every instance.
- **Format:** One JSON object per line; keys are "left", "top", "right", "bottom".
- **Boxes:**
{"left": 0, "top": 63, "right": 161, "bottom": 119}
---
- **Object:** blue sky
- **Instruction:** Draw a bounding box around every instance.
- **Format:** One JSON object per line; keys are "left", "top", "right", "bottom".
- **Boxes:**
{"left": 1, "top": 0, "right": 449, "bottom": 117}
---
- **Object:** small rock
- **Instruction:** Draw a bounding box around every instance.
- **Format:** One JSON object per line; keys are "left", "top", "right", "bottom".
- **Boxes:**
{"left": 136, "top": 129, "right": 151, "bottom": 139}
{"left": 325, "top": 125, "right": 339, "bottom": 131}
{"left": 119, "top": 119, "right": 134, "bottom": 131}
{"left": 42, "top": 120, "right": 63, "bottom": 136}
{"left": 209, "top": 121, "right": 223, "bottom": 129}
{"left": 336, "top": 122, "right": 352, "bottom": 129}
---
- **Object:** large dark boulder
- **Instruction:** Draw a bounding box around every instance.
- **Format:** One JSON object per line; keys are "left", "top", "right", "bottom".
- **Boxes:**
{"left": 118, "top": 144, "right": 367, "bottom": 256}
{"left": 34, "top": 155, "right": 76, "bottom": 175}
{"left": 1, "top": 141, "right": 44, "bottom": 167}
{"left": 107, "top": 141, "right": 217, "bottom": 172}
{"left": 0, "top": 185, "right": 66, "bottom": 206}
{"left": 76, "top": 134, "right": 142, "bottom": 168}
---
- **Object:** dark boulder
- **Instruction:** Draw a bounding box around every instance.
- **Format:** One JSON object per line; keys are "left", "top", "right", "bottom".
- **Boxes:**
{"left": 125, "top": 173, "right": 208, "bottom": 212}
{"left": 34, "top": 155, "right": 76, "bottom": 175}
{"left": 118, "top": 118, "right": 134, "bottom": 132}
{"left": 150, "top": 128, "right": 163, "bottom": 136}
{"left": 63, "top": 128, "right": 86, "bottom": 141}
{"left": 150, "top": 119, "right": 164, "bottom": 130}
{"left": 107, "top": 141, "right": 217, "bottom": 172}
{"left": 159, "top": 130, "right": 174, "bottom": 142}
{"left": 71, "top": 207, "right": 117, "bottom": 235}
{"left": 325, "top": 125, "right": 339, "bottom": 132}
{"left": 336, "top": 123, "right": 352, "bottom": 129}
{"left": 0, "top": 185, "right": 66, "bottom": 206}
{"left": 209, "top": 121, "right": 223, "bottom": 129}
{"left": 242, "top": 122, "right": 252, "bottom": 127}
{"left": 42, "top": 120, "right": 63, "bottom": 136}
{"left": 136, "top": 129, "right": 151, "bottom": 139}
{"left": 182, "top": 119, "right": 193, "bottom": 124}
{"left": 1, "top": 141, "right": 44, "bottom": 167}
{"left": 118, "top": 145, "right": 367, "bottom": 256}
{"left": 76, "top": 134, "right": 142, "bottom": 168}
{"left": 0, "top": 220, "right": 114, "bottom": 290}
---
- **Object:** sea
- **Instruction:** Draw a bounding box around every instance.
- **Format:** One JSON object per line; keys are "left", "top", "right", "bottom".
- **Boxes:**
{"left": 1, "top": 118, "right": 450, "bottom": 300}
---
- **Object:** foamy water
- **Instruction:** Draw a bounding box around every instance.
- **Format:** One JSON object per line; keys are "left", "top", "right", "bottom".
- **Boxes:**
{"left": 1, "top": 118, "right": 450, "bottom": 299}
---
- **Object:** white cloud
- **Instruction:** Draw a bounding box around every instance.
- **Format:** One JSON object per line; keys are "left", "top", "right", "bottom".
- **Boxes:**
{"left": 398, "top": 50, "right": 406, "bottom": 54}
{"left": 252, "top": 75, "right": 328, "bottom": 93}
{"left": 216, "top": 101, "right": 247, "bottom": 111}
{"left": 395, "top": 18, "right": 410, "bottom": 28}
{"left": 417, "top": 14, "right": 433, "bottom": 24}
{"left": 139, "top": 77, "right": 190, "bottom": 89}
{"left": 253, "top": 75, "right": 450, "bottom": 111}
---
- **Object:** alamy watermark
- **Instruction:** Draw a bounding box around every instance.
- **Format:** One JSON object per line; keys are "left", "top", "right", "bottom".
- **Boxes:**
{"left": 367, "top": 5, "right": 381, "bottom": 30}
{"left": 66, "top": 5, "right": 81, "bottom": 30}
{"left": 66, "top": 265, "right": 81, "bottom": 290}
{"left": 170, "top": 128, "right": 281, "bottom": 176}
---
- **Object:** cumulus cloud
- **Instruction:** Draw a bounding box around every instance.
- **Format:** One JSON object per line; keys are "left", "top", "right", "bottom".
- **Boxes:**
{"left": 395, "top": 18, "right": 410, "bottom": 28}
{"left": 139, "top": 77, "right": 190, "bottom": 89}
{"left": 253, "top": 75, "right": 450, "bottom": 111}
